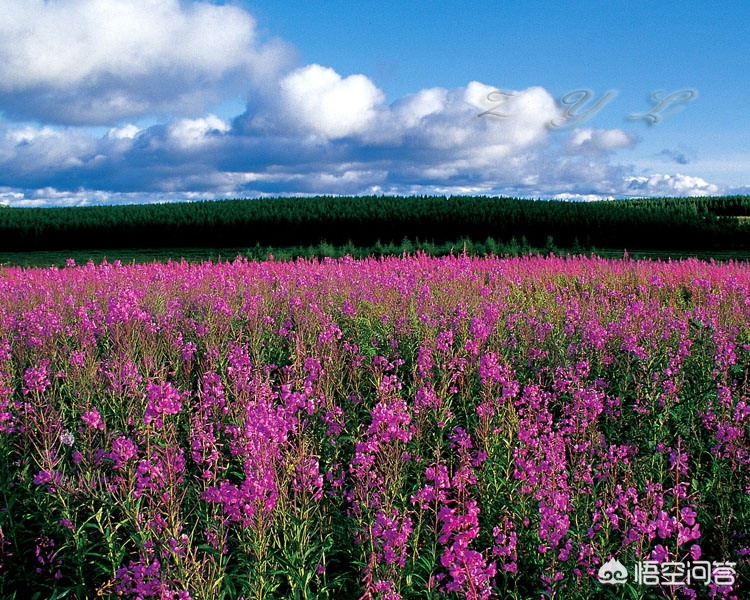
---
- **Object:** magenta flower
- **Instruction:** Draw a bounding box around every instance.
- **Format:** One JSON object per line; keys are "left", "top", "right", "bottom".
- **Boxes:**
{"left": 292, "top": 456, "right": 324, "bottom": 501}
{"left": 107, "top": 435, "right": 139, "bottom": 468}
{"left": 371, "top": 509, "right": 413, "bottom": 568}
{"left": 33, "top": 470, "right": 55, "bottom": 486}
{"left": 81, "top": 409, "right": 104, "bottom": 430}
{"left": 22, "top": 361, "right": 51, "bottom": 395}
{"left": 651, "top": 544, "right": 669, "bottom": 562}
{"left": 144, "top": 381, "right": 186, "bottom": 428}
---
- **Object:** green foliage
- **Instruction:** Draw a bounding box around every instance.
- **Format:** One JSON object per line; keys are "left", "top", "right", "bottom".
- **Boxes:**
{"left": 1, "top": 195, "right": 750, "bottom": 256}
{"left": 2, "top": 253, "right": 750, "bottom": 597}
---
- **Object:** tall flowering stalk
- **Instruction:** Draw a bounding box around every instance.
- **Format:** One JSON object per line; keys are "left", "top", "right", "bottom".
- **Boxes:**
{"left": 0, "top": 254, "right": 748, "bottom": 598}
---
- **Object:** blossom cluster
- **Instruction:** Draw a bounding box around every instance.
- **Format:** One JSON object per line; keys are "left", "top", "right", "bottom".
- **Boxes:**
{"left": 0, "top": 253, "right": 748, "bottom": 598}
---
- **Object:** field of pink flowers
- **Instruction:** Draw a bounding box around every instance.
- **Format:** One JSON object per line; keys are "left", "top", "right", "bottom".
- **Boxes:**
{"left": 0, "top": 253, "right": 748, "bottom": 599}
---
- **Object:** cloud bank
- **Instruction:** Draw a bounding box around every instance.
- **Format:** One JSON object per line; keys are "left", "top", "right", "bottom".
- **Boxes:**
{"left": 0, "top": 0, "right": 293, "bottom": 124}
{"left": 0, "top": 0, "right": 725, "bottom": 206}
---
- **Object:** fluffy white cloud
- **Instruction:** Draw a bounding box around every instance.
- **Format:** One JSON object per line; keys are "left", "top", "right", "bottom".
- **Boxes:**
{"left": 0, "top": 187, "right": 24, "bottom": 205}
{"left": 0, "top": 124, "right": 97, "bottom": 173}
{"left": 624, "top": 174, "right": 720, "bottom": 197}
{"left": 277, "top": 64, "right": 385, "bottom": 139}
{"left": 0, "top": 0, "right": 727, "bottom": 207}
{"left": 224, "top": 79, "right": 570, "bottom": 191}
{"left": 0, "top": 69, "right": 725, "bottom": 204}
{"left": 567, "top": 127, "right": 635, "bottom": 154}
{"left": 107, "top": 124, "right": 142, "bottom": 141}
{"left": 0, "top": 0, "right": 293, "bottom": 124}
{"left": 167, "top": 115, "right": 230, "bottom": 149}
{"left": 391, "top": 87, "right": 448, "bottom": 129}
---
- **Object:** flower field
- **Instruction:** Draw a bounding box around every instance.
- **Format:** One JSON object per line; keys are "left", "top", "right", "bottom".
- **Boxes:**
{"left": 0, "top": 253, "right": 748, "bottom": 599}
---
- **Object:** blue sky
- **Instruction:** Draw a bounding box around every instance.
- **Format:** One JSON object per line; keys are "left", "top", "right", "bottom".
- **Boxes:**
{"left": 0, "top": 0, "right": 747, "bottom": 206}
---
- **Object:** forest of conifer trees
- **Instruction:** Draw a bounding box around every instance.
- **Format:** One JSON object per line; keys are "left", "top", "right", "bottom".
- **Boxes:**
{"left": 1, "top": 195, "right": 749, "bottom": 254}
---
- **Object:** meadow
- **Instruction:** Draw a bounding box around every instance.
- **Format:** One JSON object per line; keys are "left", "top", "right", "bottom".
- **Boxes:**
{"left": 0, "top": 252, "right": 748, "bottom": 599}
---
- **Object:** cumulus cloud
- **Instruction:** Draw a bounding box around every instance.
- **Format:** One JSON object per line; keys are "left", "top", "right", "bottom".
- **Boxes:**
{"left": 0, "top": 70, "right": 724, "bottom": 203}
{"left": 165, "top": 115, "right": 231, "bottom": 150}
{"left": 277, "top": 64, "right": 385, "bottom": 139}
{"left": 0, "top": 0, "right": 293, "bottom": 124}
{"left": 0, "top": 123, "right": 98, "bottom": 179}
{"left": 107, "top": 124, "right": 142, "bottom": 141}
{"left": 0, "top": 1, "right": 727, "bottom": 205}
{"left": 408, "top": 83, "right": 559, "bottom": 157}
{"left": 624, "top": 174, "right": 720, "bottom": 197}
{"left": 224, "top": 80, "right": 568, "bottom": 192}
{"left": 566, "top": 128, "right": 636, "bottom": 155}
{"left": 391, "top": 87, "right": 448, "bottom": 129}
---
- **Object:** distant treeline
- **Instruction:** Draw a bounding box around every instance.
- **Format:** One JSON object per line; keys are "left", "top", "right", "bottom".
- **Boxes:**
{"left": 1, "top": 195, "right": 750, "bottom": 252}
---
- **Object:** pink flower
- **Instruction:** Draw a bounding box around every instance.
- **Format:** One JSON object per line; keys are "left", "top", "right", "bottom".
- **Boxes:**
{"left": 81, "top": 409, "right": 104, "bottom": 430}
{"left": 651, "top": 544, "right": 669, "bottom": 563}
{"left": 22, "top": 361, "right": 51, "bottom": 395}
{"left": 690, "top": 544, "right": 702, "bottom": 560}
{"left": 108, "top": 436, "right": 138, "bottom": 468}
{"left": 144, "top": 381, "right": 186, "bottom": 428}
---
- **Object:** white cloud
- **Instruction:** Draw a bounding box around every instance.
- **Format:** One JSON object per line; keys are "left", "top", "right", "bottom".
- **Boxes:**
{"left": 553, "top": 193, "right": 616, "bottom": 201}
{"left": 567, "top": 127, "right": 635, "bottom": 154}
{"left": 0, "top": 71, "right": 727, "bottom": 204}
{"left": 278, "top": 64, "right": 385, "bottom": 139}
{"left": 0, "top": 124, "right": 96, "bottom": 173}
{"left": 107, "top": 124, "right": 141, "bottom": 140}
{"left": 0, "top": 0, "right": 294, "bottom": 124}
{"left": 391, "top": 87, "right": 448, "bottom": 128}
{"left": 382, "top": 83, "right": 559, "bottom": 155}
{"left": 167, "top": 115, "right": 230, "bottom": 149}
{"left": 0, "top": 0, "right": 730, "bottom": 207}
{"left": 0, "top": 187, "right": 24, "bottom": 205}
{"left": 624, "top": 174, "right": 720, "bottom": 197}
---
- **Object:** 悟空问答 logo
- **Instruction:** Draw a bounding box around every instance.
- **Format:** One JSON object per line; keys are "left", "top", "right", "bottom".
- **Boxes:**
{"left": 597, "top": 558, "right": 628, "bottom": 584}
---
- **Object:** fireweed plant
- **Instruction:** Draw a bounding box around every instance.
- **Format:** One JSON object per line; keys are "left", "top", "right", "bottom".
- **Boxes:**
{"left": 0, "top": 253, "right": 748, "bottom": 599}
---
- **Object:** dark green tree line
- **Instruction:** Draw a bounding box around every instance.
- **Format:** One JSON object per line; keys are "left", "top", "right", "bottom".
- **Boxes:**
{"left": 0, "top": 195, "right": 748, "bottom": 253}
